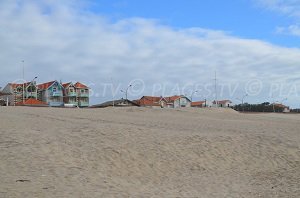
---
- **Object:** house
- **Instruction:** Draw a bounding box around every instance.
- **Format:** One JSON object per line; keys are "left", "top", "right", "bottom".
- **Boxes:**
{"left": 63, "top": 82, "right": 78, "bottom": 107}
{"left": 164, "top": 95, "right": 191, "bottom": 108}
{"left": 37, "top": 80, "right": 64, "bottom": 107}
{"left": 0, "top": 81, "right": 37, "bottom": 106}
{"left": 273, "top": 103, "right": 290, "bottom": 113}
{"left": 135, "top": 96, "right": 168, "bottom": 108}
{"left": 90, "top": 99, "right": 139, "bottom": 108}
{"left": 191, "top": 100, "right": 206, "bottom": 108}
{"left": 62, "top": 82, "right": 90, "bottom": 107}
{"left": 74, "top": 82, "right": 89, "bottom": 107}
{"left": 213, "top": 100, "right": 232, "bottom": 108}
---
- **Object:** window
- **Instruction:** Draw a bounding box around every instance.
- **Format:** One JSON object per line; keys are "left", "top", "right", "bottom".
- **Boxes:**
{"left": 53, "top": 87, "right": 57, "bottom": 92}
{"left": 81, "top": 98, "right": 88, "bottom": 102}
{"left": 27, "top": 86, "right": 36, "bottom": 92}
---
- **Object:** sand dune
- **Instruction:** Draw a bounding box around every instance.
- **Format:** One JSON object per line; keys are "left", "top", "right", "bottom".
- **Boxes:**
{"left": 0, "top": 107, "right": 299, "bottom": 197}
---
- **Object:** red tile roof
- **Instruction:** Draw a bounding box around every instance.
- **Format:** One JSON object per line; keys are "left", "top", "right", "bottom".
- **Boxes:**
{"left": 191, "top": 101, "right": 205, "bottom": 107}
{"left": 15, "top": 98, "right": 48, "bottom": 106}
{"left": 37, "top": 81, "right": 56, "bottom": 90}
{"left": 62, "top": 82, "right": 72, "bottom": 88}
{"left": 74, "top": 82, "right": 88, "bottom": 89}
{"left": 273, "top": 103, "right": 289, "bottom": 109}
{"left": 9, "top": 82, "right": 31, "bottom": 89}
{"left": 137, "top": 96, "right": 167, "bottom": 106}
{"left": 165, "top": 95, "right": 183, "bottom": 103}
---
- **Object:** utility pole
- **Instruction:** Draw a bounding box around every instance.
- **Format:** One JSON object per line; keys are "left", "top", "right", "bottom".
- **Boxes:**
{"left": 121, "top": 84, "right": 132, "bottom": 104}
{"left": 125, "top": 84, "right": 132, "bottom": 101}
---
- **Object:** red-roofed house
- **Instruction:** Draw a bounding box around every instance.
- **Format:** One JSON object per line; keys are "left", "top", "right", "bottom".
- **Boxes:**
{"left": 273, "top": 103, "right": 290, "bottom": 113}
{"left": 135, "top": 96, "right": 167, "bottom": 108}
{"left": 63, "top": 82, "right": 77, "bottom": 107}
{"left": 37, "top": 80, "right": 64, "bottom": 107}
{"left": 164, "top": 95, "right": 191, "bottom": 108}
{"left": 62, "top": 82, "right": 89, "bottom": 107}
{"left": 0, "top": 81, "right": 38, "bottom": 106}
{"left": 74, "top": 82, "right": 89, "bottom": 107}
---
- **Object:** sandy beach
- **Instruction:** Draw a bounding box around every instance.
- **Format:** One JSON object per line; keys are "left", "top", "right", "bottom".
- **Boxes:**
{"left": 0, "top": 107, "right": 299, "bottom": 197}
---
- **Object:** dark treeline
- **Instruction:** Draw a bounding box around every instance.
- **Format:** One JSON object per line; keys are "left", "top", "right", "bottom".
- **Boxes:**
{"left": 233, "top": 102, "right": 286, "bottom": 112}
{"left": 290, "top": 109, "right": 300, "bottom": 113}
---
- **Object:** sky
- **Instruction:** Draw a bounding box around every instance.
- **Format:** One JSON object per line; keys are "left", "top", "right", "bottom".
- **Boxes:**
{"left": 0, "top": 0, "right": 300, "bottom": 107}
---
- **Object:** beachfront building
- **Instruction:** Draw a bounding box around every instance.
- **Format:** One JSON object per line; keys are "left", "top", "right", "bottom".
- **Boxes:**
{"left": 273, "top": 103, "right": 290, "bottom": 113}
{"left": 1, "top": 80, "right": 90, "bottom": 107}
{"left": 213, "top": 100, "right": 233, "bottom": 108}
{"left": 74, "top": 82, "right": 89, "bottom": 107}
{"left": 62, "top": 82, "right": 89, "bottom": 107}
{"left": 0, "top": 81, "right": 38, "bottom": 106}
{"left": 135, "top": 96, "right": 168, "bottom": 108}
{"left": 165, "top": 95, "right": 191, "bottom": 108}
{"left": 63, "top": 82, "right": 78, "bottom": 107}
{"left": 37, "top": 81, "right": 64, "bottom": 107}
{"left": 134, "top": 95, "right": 191, "bottom": 108}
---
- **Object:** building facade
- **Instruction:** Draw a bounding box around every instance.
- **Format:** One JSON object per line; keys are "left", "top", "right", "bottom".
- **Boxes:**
{"left": 74, "top": 82, "right": 89, "bottom": 107}
{"left": 165, "top": 95, "right": 191, "bottom": 108}
{"left": 37, "top": 81, "right": 64, "bottom": 107}
{"left": 213, "top": 100, "right": 233, "bottom": 108}
{"left": 1, "top": 80, "right": 90, "bottom": 107}
{"left": 135, "top": 96, "right": 167, "bottom": 108}
{"left": 0, "top": 81, "right": 38, "bottom": 106}
{"left": 63, "top": 82, "right": 89, "bottom": 107}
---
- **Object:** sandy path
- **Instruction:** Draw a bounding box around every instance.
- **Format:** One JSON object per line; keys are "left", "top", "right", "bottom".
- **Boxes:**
{"left": 0, "top": 107, "right": 299, "bottom": 197}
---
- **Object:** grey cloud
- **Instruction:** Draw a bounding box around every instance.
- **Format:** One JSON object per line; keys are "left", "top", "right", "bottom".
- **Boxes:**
{"left": 1, "top": 1, "right": 300, "bottom": 106}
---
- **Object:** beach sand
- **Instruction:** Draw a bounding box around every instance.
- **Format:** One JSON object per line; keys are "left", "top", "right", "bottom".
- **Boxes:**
{"left": 0, "top": 107, "right": 299, "bottom": 197}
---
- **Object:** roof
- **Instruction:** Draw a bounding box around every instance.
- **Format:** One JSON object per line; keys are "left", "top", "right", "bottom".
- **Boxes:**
{"left": 165, "top": 95, "right": 181, "bottom": 103}
{"left": 191, "top": 101, "right": 205, "bottom": 106}
{"left": 9, "top": 82, "right": 32, "bottom": 89}
{"left": 74, "top": 82, "right": 88, "bottom": 89}
{"left": 273, "top": 103, "right": 289, "bottom": 109}
{"left": 62, "top": 82, "right": 72, "bottom": 88}
{"left": 213, "top": 100, "right": 232, "bottom": 105}
{"left": 15, "top": 98, "right": 48, "bottom": 106}
{"left": 90, "top": 99, "right": 139, "bottom": 108}
{"left": 37, "top": 81, "right": 56, "bottom": 90}
{"left": 164, "top": 95, "right": 191, "bottom": 103}
{"left": 137, "top": 96, "right": 167, "bottom": 106}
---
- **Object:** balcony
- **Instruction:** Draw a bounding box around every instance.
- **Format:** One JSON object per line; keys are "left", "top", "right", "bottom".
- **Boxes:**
{"left": 78, "top": 101, "right": 89, "bottom": 107}
{"left": 78, "top": 93, "right": 89, "bottom": 97}
{"left": 52, "top": 92, "right": 63, "bottom": 97}
{"left": 67, "top": 92, "right": 77, "bottom": 97}
{"left": 49, "top": 101, "right": 64, "bottom": 107}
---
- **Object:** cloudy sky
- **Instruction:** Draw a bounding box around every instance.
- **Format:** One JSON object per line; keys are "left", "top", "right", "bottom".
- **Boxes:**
{"left": 1, "top": 0, "right": 300, "bottom": 107}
